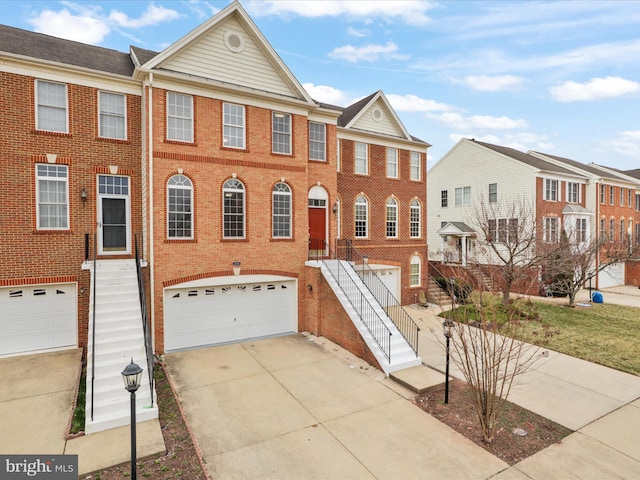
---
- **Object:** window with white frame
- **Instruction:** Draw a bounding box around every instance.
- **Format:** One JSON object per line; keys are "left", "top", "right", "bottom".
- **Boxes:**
{"left": 544, "top": 179, "right": 558, "bottom": 201}
{"left": 620, "top": 187, "right": 625, "bottom": 206}
{"left": 272, "top": 182, "right": 291, "bottom": 238}
{"left": 355, "top": 195, "right": 368, "bottom": 237}
{"left": 223, "top": 103, "right": 245, "bottom": 149}
{"left": 636, "top": 223, "right": 640, "bottom": 244}
{"left": 410, "top": 255, "right": 421, "bottom": 287}
{"left": 454, "top": 186, "right": 471, "bottom": 206}
{"left": 386, "top": 147, "right": 398, "bottom": 178}
{"left": 410, "top": 152, "right": 421, "bottom": 181}
{"left": 441, "top": 190, "right": 448, "bottom": 208}
{"left": 36, "top": 164, "right": 69, "bottom": 229}
{"left": 98, "top": 91, "right": 126, "bottom": 140}
{"left": 36, "top": 80, "right": 68, "bottom": 133}
{"left": 610, "top": 218, "right": 615, "bottom": 242}
{"left": 600, "top": 184, "right": 606, "bottom": 204}
{"left": 609, "top": 186, "right": 614, "bottom": 205}
{"left": 223, "top": 178, "right": 245, "bottom": 238}
{"left": 629, "top": 189, "right": 633, "bottom": 207}
{"left": 167, "top": 175, "right": 193, "bottom": 239}
{"left": 576, "top": 218, "right": 587, "bottom": 243}
{"left": 272, "top": 112, "right": 291, "bottom": 154}
{"left": 637, "top": 194, "right": 640, "bottom": 211}
{"left": 355, "top": 142, "right": 368, "bottom": 175}
{"left": 487, "top": 219, "right": 497, "bottom": 243}
{"left": 167, "top": 92, "right": 193, "bottom": 142}
{"left": 630, "top": 220, "right": 634, "bottom": 242}
{"left": 386, "top": 198, "right": 398, "bottom": 238}
{"left": 489, "top": 183, "right": 497, "bottom": 203}
{"left": 620, "top": 219, "right": 625, "bottom": 242}
{"left": 309, "top": 122, "right": 326, "bottom": 161}
{"left": 410, "top": 200, "right": 421, "bottom": 238}
{"left": 543, "top": 217, "right": 558, "bottom": 243}
{"left": 567, "top": 182, "right": 579, "bottom": 203}
{"left": 600, "top": 218, "right": 606, "bottom": 243}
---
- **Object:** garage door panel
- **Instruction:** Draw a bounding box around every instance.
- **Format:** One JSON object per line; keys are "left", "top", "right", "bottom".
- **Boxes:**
{"left": 165, "top": 280, "right": 297, "bottom": 352}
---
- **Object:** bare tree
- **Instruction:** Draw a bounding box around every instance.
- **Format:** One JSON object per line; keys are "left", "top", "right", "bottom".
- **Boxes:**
{"left": 472, "top": 199, "right": 544, "bottom": 304}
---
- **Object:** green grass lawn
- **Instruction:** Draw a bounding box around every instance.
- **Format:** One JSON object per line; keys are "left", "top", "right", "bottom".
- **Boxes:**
{"left": 441, "top": 300, "right": 640, "bottom": 376}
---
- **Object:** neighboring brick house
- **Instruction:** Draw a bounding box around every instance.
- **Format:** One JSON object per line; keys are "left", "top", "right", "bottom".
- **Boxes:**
{"left": 0, "top": 2, "right": 428, "bottom": 364}
{"left": 427, "top": 138, "right": 640, "bottom": 292}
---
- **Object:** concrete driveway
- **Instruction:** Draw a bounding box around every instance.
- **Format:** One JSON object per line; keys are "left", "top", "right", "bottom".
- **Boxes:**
{"left": 0, "top": 348, "right": 82, "bottom": 454}
{"left": 165, "top": 334, "right": 507, "bottom": 480}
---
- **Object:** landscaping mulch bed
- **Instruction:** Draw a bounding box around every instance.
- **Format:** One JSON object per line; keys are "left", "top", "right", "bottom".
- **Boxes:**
{"left": 412, "top": 378, "right": 573, "bottom": 465}
{"left": 82, "top": 364, "right": 207, "bottom": 480}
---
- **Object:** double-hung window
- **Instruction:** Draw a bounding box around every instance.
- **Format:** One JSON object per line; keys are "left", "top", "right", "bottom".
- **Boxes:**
{"left": 223, "top": 103, "right": 245, "bottom": 149}
{"left": 272, "top": 112, "right": 291, "bottom": 154}
{"left": 272, "top": 183, "right": 292, "bottom": 238}
{"left": 36, "top": 164, "right": 68, "bottom": 229}
{"left": 609, "top": 186, "right": 615, "bottom": 205}
{"left": 355, "top": 196, "right": 368, "bottom": 238}
{"left": 386, "top": 198, "right": 398, "bottom": 238}
{"left": 620, "top": 219, "right": 625, "bottom": 242}
{"left": 620, "top": 188, "right": 625, "bottom": 206}
{"left": 600, "top": 185, "right": 606, "bottom": 204}
{"left": 600, "top": 218, "right": 606, "bottom": 243}
{"left": 410, "top": 152, "right": 421, "bottom": 181}
{"left": 167, "top": 175, "right": 193, "bottom": 239}
{"left": 610, "top": 218, "right": 615, "bottom": 242}
{"left": 309, "top": 122, "right": 326, "bottom": 161}
{"left": 410, "top": 200, "right": 421, "bottom": 238}
{"left": 410, "top": 255, "right": 421, "bottom": 287}
{"left": 543, "top": 217, "right": 558, "bottom": 243}
{"left": 454, "top": 186, "right": 471, "bottom": 206}
{"left": 576, "top": 218, "right": 587, "bottom": 243}
{"left": 567, "top": 182, "right": 579, "bottom": 203}
{"left": 99, "top": 91, "right": 126, "bottom": 140}
{"left": 386, "top": 147, "right": 398, "bottom": 178}
{"left": 487, "top": 219, "right": 497, "bottom": 243}
{"left": 36, "top": 80, "right": 68, "bottom": 133}
{"left": 355, "top": 142, "right": 368, "bottom": 175}
{"left": 488, "top": 183, "right": 497, "bottom": 203}
{"left": 167, "top": 92, "right": 193, "bottom": 142}
{"left": 441, "top": 190, "right": 448, "bottom": 208}
{"left": 223, "top": 179, "right": 245, "bottom": 238}
{"left": 544, "top": 179, "right": 558, "bottom": 201}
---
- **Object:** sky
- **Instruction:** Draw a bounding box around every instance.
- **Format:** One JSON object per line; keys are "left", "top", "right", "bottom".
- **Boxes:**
{"left": 3, "top": 0, "right": 640, "bottom": 170}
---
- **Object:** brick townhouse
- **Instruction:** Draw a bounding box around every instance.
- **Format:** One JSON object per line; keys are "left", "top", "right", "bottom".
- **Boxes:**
{"left": 0, "top": 0, "right": 428, "bottom": 405}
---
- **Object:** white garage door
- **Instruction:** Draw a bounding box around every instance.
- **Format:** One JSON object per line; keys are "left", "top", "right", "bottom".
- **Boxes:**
{"left": 0, "top": 284, "right": 77, "bottom": 356}
{"left": 598, "top": 262, "right": 625, "bottom": 289}
{"left": 164, "top": 277, "right": 297, "bottom": 352}
{"left": 369, "top": 265, "right": 401, "bottom": 306}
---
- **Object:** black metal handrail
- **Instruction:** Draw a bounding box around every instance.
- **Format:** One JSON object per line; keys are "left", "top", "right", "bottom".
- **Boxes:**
{"left": 317, "top": 240, "right": 392, "bottom": 363}
{"left": 336, "top": 239, "right": 420, "bottom": 358}
{"left": 135, "top": 234, "right": 154, "bottom": 407}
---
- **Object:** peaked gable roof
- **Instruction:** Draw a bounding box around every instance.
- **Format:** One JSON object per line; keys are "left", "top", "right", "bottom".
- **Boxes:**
{"left": 530, "top": 151, "right": 636, "bottom": 184}
{"left": 0, "top": 24, "right": 134, "bottom": 77}
{"left": 137, "top": 1, "right": 314, "bottom": 104}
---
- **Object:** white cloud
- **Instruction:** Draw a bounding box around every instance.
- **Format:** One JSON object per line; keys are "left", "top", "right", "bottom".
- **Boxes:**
{"left": 602, "top": 130, "right": 640, "bottom": 161}
{"left": 549, "top": 76, "right": 640, "bottom": 102}
{"left": 27, "top": 2, "right": 180, "bottom": 45}
{"left": 303, "top": 83, "right": 348, "bottom": 105}
{"left": 456, "top": 74, "right": 524, "bottom": 92}
{"left": 449, "top": 132, "right": 554, "bottom": 153}
{"left": 386, "top": 94, "right": 453, "bottom": 113}
{"left": 347, "top": 26, "right": 370, "bottom": 38}
{"left": 328, "top": 41, "right": 408, "bottom": 63}
{"left": 246, "top": 1, "right": 434, "bottom": 25}
{"left": 430, "top": 112, "right": 528, "bottom": 130}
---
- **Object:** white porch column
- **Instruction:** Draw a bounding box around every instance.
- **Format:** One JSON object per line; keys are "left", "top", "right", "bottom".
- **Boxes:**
{"left": 462, "top": 236, "right": 467, "bottom": 266}
{"left": 440, "top": 236, "right": 445, "bottom": 263}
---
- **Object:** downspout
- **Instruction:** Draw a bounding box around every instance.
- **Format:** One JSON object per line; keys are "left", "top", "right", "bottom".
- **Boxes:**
{"left": 147, "top": 72, "right": 156, "bottom": 351}
{"left": 595, "top": 181, "right": 600, "bottom": 290}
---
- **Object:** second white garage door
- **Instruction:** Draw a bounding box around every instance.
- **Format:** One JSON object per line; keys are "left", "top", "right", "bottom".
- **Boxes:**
{"left": 164, "top": 276, "right": 297, "bottom": 352}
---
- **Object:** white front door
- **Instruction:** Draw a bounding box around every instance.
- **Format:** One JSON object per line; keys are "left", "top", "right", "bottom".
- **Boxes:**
{"left": 97, "top": 175, "right": 130, "bottom": 255}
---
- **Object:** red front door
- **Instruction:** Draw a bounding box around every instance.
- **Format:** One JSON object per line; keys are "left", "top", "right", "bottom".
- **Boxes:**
{"left": 309, "top": 207, "right": 326, "bottom": 250}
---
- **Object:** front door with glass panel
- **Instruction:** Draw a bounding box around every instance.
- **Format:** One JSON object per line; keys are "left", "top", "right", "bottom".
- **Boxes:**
{"left": 98, "top": 175, "right": 130, "bottom": 255}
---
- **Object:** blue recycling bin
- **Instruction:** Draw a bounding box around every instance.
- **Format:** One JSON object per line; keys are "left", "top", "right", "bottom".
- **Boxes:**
{"left": 591, "top": 291, "right": 603, "bottom": 303}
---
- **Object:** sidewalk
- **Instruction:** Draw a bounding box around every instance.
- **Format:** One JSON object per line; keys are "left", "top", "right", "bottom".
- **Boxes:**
{"left": 404, "top": 302, "right": 640, "bottom": 479}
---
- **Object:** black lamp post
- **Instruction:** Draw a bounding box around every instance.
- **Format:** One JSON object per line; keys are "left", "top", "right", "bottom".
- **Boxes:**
{"left": 121, "top": 358, "right": 143, "bottom": 480}
{"left": 442, "top": 320, "right": 455, "bottom": 404}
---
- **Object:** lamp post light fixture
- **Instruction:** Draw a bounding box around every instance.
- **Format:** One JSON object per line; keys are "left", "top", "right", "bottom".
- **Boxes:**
{"left": 121, "top": 358, "right": 143, "bottom": 480}
{"left": 80, "top": 187, "right": 88, "bottom": 206}
{"left": 442, "top": 319, "right": 455, "bottom": 404}
{"left": 232, "top": 261, "right": 241, "bottom": 276}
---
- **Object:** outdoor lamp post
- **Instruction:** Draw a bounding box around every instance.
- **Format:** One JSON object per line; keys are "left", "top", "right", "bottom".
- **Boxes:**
{"left": 122, "top": 358, "right": 143, "bottom": 480}
{"left": 442, "top": 320, "right": 455, "bottom": 404}
{"left": 232, "top": 261, "right": 241, "bottom": 276}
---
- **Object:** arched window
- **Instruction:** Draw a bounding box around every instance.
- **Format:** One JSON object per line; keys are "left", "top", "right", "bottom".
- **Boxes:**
{"left": 410, "top": 255, "right": 421, "bottom": 287}
{"left": 223, "top": 178, "right": 245, "bottom": 238}
{"left": 167, "top": 174, "right": 193, "bottom": 238}
{"left": 386, "top": 197, "right": 398, "bottom": 238}
{"left": 272, "top": 182, "right": 291, "bottom": 238}
{"left": 355, "top": 195, "right": 368, "bottom": 238}
{"left": 410, "top": 200, "right": 421, "bottom": 238}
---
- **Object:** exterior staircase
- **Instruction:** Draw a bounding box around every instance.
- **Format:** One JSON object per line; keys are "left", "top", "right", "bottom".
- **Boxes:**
{"left": 426, "top": 275, "right": 451, "bottom": 305}
{"left": 466, "top": 263, "right": 494, "bottom": 292}
{"left": 321, "top": 260, "right": 421, "bottom": 375}
{"left": 84, "top": 259, "right": 158, "bottom": 434}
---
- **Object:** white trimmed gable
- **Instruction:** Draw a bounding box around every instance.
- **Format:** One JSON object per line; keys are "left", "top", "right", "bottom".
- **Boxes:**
{"left": 141, "top": 2, "right": 313, "bottom": 103}
{"left": 347, "top": 92, "right": 412, "bottom": 140}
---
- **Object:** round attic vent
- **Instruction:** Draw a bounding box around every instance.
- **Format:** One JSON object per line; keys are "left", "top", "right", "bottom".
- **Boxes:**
{"left": 371, "top": 107, "right": 383, "bottom": 122}
{"left": 224, "top": 30, "right": 245, "bottom": 53}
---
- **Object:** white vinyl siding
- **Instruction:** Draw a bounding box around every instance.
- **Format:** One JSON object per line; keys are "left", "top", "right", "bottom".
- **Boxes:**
{"left": 99, "top": 91, "right": 126, "bottom": 140}
{"left": 36, "top": 80, "right": 68, "bottom": 133}
{"left": 167, "top": 92, "right": 193, "bottom": 142}
{"left": 223, "top": 103, "right": 245, "bottom": 149}
{"left": 36, "top": 164, "right": 69, "bottom": 230}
